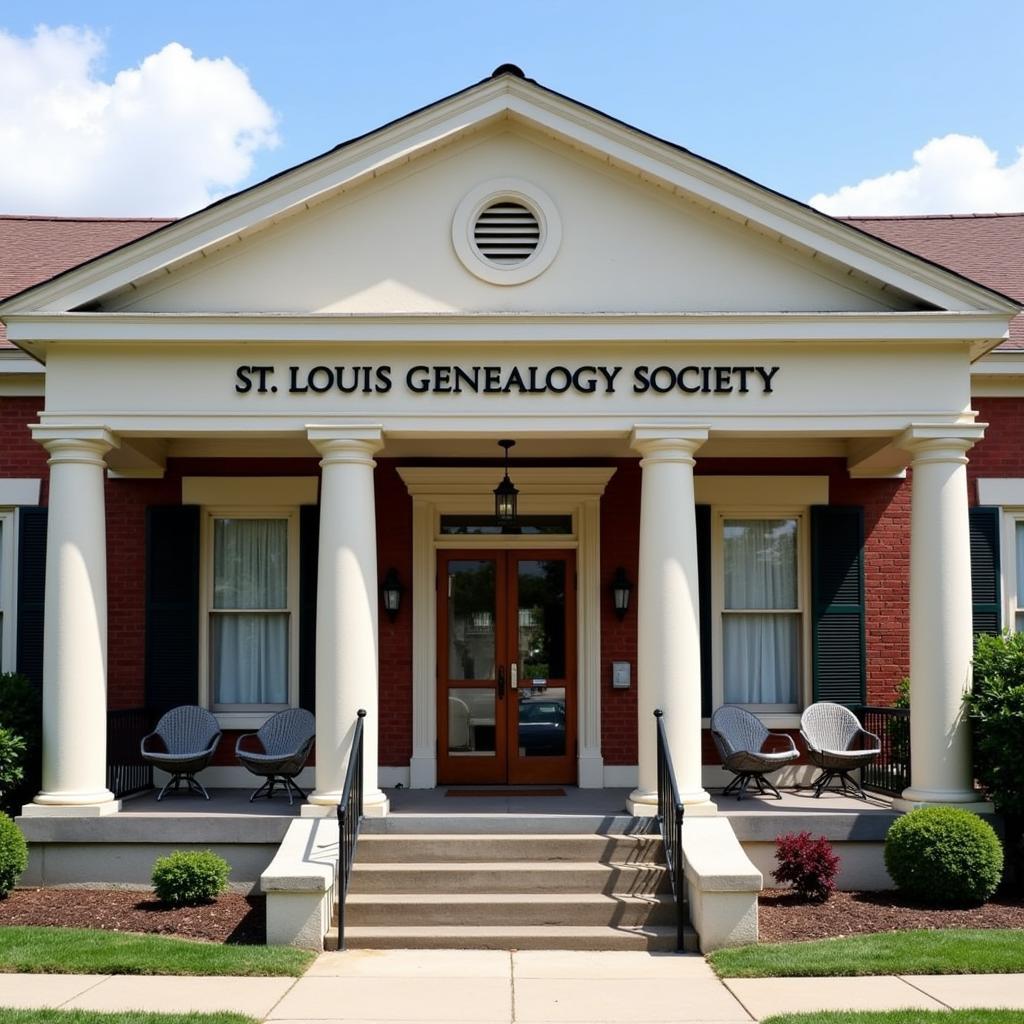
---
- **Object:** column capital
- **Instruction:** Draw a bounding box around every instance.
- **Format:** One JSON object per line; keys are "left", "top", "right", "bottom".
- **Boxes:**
{"left": 630, "top": 425, "right": 709, "bottom": 462}
{"left": 306, "top": 425, "right": 384, "bottom": 465}
{"left": 31, "top": 426, "right": 118, "bottom": 466}
{"left": 898, "top": 422, "right": 986, "bottom": 463}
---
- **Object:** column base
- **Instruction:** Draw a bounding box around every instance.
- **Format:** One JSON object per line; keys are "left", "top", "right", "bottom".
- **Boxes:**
{"left": 409, "top": 754, "right": 437, "bottom": 790}
{"left": 627, "top": 787, "right": 717, "bottom": 817}
{"left": 577, "top": 752, "right": 604, "bottom": 790}
{"left": 300, "top": 788, "right": 390, "bottom": 818}
{"left": 21, "top": 795, "right": 120, "bottom": 818}
{"left": 894, "top": 789, "right": 994, "bottom": 815}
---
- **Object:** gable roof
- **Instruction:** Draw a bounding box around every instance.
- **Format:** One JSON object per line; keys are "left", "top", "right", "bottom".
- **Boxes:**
{"left": 0, "top": 66, "right": 1018, "bottom": 325}
{"left": 0, "top": 215, "right": 170, "bottom": 347}
{"left": 846, "top": 213, "right": 1024, "bottom": 350}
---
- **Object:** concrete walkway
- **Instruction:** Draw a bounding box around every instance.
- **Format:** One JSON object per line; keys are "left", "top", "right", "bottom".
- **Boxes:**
{"left": 1, "top": 950, "right": 1022, "bottom": 1021}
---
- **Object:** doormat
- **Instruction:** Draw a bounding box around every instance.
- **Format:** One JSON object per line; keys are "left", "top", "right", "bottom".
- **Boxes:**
{"left": 445, "top": 788, "right": 567, "bottom": 798}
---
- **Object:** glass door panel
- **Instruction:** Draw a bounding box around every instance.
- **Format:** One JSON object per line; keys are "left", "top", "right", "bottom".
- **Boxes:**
{"left": 508, "top": 552, "right": 576, "bottom": 784}
{"left": 437, "top": 554, "right": 506, "bottom": 784}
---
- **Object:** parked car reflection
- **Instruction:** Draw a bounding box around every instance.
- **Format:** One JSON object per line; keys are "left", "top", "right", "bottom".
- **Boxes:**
{"left": 518, "top": 695, "right": 566, "bottom": 756}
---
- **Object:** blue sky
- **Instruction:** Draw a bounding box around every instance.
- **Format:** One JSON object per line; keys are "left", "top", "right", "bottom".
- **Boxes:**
{"left": 3, "top": 2, "right": 1024, "bottom": 216}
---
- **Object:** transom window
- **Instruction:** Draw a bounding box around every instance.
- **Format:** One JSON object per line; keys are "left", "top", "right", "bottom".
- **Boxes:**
{"left": 203, "top": 511, "right": 298, "bottom": 714}
{"left": 716, "top": 514, "right": 805, "bottom": 712}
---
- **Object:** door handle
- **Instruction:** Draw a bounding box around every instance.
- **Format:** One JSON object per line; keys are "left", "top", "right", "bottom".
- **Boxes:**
{"left": 511, "top": 663, "right": 518, "bottom": 690}
{"left": 497, "top": 665, "right": 505, "bottom": 700}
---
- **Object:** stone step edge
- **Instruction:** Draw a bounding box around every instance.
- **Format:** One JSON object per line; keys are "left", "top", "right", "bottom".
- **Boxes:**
{"left": 345, "top": 892, "right": 675, "bottom": 904}
{"left": 352, "top": 861, "right": 668, "bottom": 872}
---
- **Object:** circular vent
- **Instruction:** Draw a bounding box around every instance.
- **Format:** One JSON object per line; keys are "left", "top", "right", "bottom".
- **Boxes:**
{"left": 473, "top": 201, "right": 540, "bottom": 266}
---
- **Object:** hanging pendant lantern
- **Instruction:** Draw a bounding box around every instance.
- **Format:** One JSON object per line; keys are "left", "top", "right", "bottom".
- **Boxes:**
{"left": 493, "top": 439, "right": 519, "bottom": 525}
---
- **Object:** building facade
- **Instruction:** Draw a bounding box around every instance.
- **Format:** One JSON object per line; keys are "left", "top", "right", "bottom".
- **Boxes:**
{"left": 1, "top": 68, "right": 1022, "bottom": 820}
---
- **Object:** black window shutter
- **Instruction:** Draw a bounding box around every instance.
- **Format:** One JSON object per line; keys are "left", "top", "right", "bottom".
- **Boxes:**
{"left": 811, "top": 505, "right": 866, "bottom": 707}
{"left": 145, "top": 505, "right": 200, "bottom": 714}
{"left": 299, "top": 504, "right": 319, "bottom": 713}
{"left": 15, "top": 506, "right": 48, "bottom": 690}
{"left": 696, "top": 504, "right": 712, "bottom": 718}
{"left": 969, "top": 505, "right": 1001, "bottom": 636}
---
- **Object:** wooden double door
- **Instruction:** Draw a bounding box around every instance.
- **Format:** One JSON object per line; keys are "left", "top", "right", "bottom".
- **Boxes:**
{"left": 437, "top": 549, "right": 576, "bottom": 785}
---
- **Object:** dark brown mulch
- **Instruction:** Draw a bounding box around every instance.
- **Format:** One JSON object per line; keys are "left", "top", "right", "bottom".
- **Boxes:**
{"left": 0, "top": 889, "right": 265, "bottom": 944}
{"left": 759, "top": 887, "right": 1024, "bottom": 943}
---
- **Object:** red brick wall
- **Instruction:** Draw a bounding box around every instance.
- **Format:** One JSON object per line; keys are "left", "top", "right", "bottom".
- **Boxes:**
{"left": 599, "top": 460, "right": 640, "bottom": 765}
{"left": 375, "top": 460, "right": 413, "bottom": 766}
{"left": 0, "top": 397, "right": 48, "bottom": 495}
{"left": 968, "top": 397, "right": 1024, "bottom": 493}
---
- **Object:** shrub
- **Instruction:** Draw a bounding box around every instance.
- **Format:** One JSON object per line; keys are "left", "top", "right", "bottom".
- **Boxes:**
{"left": 0, "top": 728, "right": 25, "bottom": 801}
{"left": 0, "top": 674, "right": 42, "bottom": 814}
{"left": 151, "top": 850, "right": 230, "bottom": 906}
{"left": 968, "top": 632, "right": 1024, "bottom": 819}
{"left": 772, "top": 831, "right": 839, "bottom": 901}
{"left": 885, "top": 806, "right": 1003, "bottom": 905}
{"left": 0, "top": 813, "right": 28, "bottom": 897}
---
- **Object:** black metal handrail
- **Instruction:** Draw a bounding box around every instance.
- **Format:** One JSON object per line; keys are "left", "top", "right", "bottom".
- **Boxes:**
{"left": 654, "top": 709, "right": 686, "bottom": 951}
{"left": 336, "top": 709, "right": 365, "bottom": 951}
{"left": 858, "top": 705, "right": 910, "bottom": 797}
{"left": 106, "top": 708, "right": 154, "bottom": 798}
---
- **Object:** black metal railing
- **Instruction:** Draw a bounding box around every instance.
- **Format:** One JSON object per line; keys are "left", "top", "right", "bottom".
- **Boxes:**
{"left": 106, "top": 708, "right": 154, "bottom": 798}
{"left": 858, "top": 705, "right": 910, "bottom": 796}
{"left": 654, "top": 709, "right": 686, "bottom": 951}
{"left": 336, "top": 709, "right": 366, "bottom": 951}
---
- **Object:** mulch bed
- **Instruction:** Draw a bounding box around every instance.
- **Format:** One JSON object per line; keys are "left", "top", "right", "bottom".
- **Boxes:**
{"left": 3, "top": 886, "right": 1022, "bottom": 947}
{"left": 0, "top": 889, "right": 265, "bottom": 944}
{"left": 760, "top": 887, "right": 1024, "bottom": 943}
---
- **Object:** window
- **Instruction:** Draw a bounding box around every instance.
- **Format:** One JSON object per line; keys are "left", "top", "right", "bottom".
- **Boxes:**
{"left": 714, "top": 512, "right": 806, "bottom": 712}
{"left": 1009, "top": 515, "right": 1024, "bottom": 633}
{"left": 202, "top": 511, "right": 298, "bottom": 715}
{"left": 0, "top": 511, "right": 14, "bottom": 672}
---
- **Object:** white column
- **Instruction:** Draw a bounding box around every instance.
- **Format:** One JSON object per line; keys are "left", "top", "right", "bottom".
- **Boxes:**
{"left": 896, "top": 424, "right": 991, "bottom": 812}
{"left": 628, "top": 426, "right": 714, "bottom": 817}
{"left": 304, "top": 426, "right": 388, "bottom": 818}
{"left": 23, "top": 428, "right": 119, "bottom": 816}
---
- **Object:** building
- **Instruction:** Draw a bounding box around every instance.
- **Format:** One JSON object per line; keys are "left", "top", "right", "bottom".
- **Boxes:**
{"left": 0, "top": 66, "right": 1021, "bottom": 833}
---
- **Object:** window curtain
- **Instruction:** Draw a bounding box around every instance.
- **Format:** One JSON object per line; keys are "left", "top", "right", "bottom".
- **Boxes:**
{"left": 212, "top": 519, "right": 288, "bottom": 704}
{"left": 723, "top": 519, "right": 799, "bottom": 704}
{"left": 1017, "top": 521, "right": 1024, "bottom": 632}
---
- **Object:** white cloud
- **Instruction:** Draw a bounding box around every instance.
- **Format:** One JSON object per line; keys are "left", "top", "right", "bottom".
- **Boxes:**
{"left": 809, "top": 134, "right": 1024, "bottom": 216}
{"left": 0, "top": 25, "right": 279, "bottom": 216}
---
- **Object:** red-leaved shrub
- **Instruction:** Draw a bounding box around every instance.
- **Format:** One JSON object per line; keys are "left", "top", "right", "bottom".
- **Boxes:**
{"left": 772, "top": 831, "right": 839, "bottom": 901}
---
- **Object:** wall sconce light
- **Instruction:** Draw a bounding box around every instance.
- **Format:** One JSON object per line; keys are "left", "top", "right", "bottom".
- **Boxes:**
{"left": 381, "top": 567, "right": 403, "bottom": 621}
{"left": 612, "top": 566, "right": 632, "bottom": 619}
{"left": 493, "top": 439, "right": 519, "bottom": 525}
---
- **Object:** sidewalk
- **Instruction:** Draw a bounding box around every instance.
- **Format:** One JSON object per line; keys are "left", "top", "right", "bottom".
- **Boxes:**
{"left": 1, "top": 949, "right": 1023, "bottom": 1021}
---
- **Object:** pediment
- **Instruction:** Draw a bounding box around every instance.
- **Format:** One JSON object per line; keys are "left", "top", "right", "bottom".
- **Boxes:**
{"left": 0, "top": 69, "right": 1017, "bottom": 322}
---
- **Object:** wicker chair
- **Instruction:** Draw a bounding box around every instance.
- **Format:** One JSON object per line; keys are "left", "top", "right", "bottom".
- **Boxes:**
{"left": 140, "top": 705, "right": 222, "bottom": 801}
{"left": 235, "top": 708, "right": 316, "bottom": 805}
{"left": 800, "top": 701, "right": 881, "bottom": 799}
{"left": 711, "top": 705, "right": 800, "bottom": 799}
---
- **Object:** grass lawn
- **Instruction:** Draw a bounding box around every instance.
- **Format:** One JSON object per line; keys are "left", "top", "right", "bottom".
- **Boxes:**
{"left": 0, "top": 927, "right": 313, "bottom": 977}
{"left": 761, "top": 1014, "right": 1024, "bottom": 1024}
{"left": 0, "top": 1015, "right": 258, "bottom": 1024}
{"left": 709, "top": 929, "right": 1024, "bottom": 978}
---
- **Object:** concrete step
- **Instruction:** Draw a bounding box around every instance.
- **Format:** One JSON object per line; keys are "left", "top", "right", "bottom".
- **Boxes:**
{"left": 361, "top": 814, "right": 654, "bottom": 835}
{"left": 343, "top": 892, "right": 677, "bottom": 927}
{"left": 354, "top": 833, "right": 665, "bottom": 864}
{"left": 348, "top": 860, "right": 671, "bottom": 895}
{"left": 329, "top": 924, "right": 696, "bottom": 952}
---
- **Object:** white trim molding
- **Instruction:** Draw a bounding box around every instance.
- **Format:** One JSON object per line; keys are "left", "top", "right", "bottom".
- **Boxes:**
{"left": 694, "top": 476, "right": 827, "bottom": 506}
{"left": 0, "top": 479, "right": 41, "bottom": 506}
{"left": 978, "top": 478, "right": 1024, "bottom": 507}
{"left": 397, "top": 466, "right": 616, "bottom": 789}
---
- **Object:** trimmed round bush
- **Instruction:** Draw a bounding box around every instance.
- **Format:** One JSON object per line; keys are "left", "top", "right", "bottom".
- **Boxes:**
{"left": 885, "top": 806, "right": 1003, "bottom": 905}
{"left": 0, "top": 813, "right": 27, "bottom": 897}
{"left": 151, "top": 850, "right": 230, "bottom": 906}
